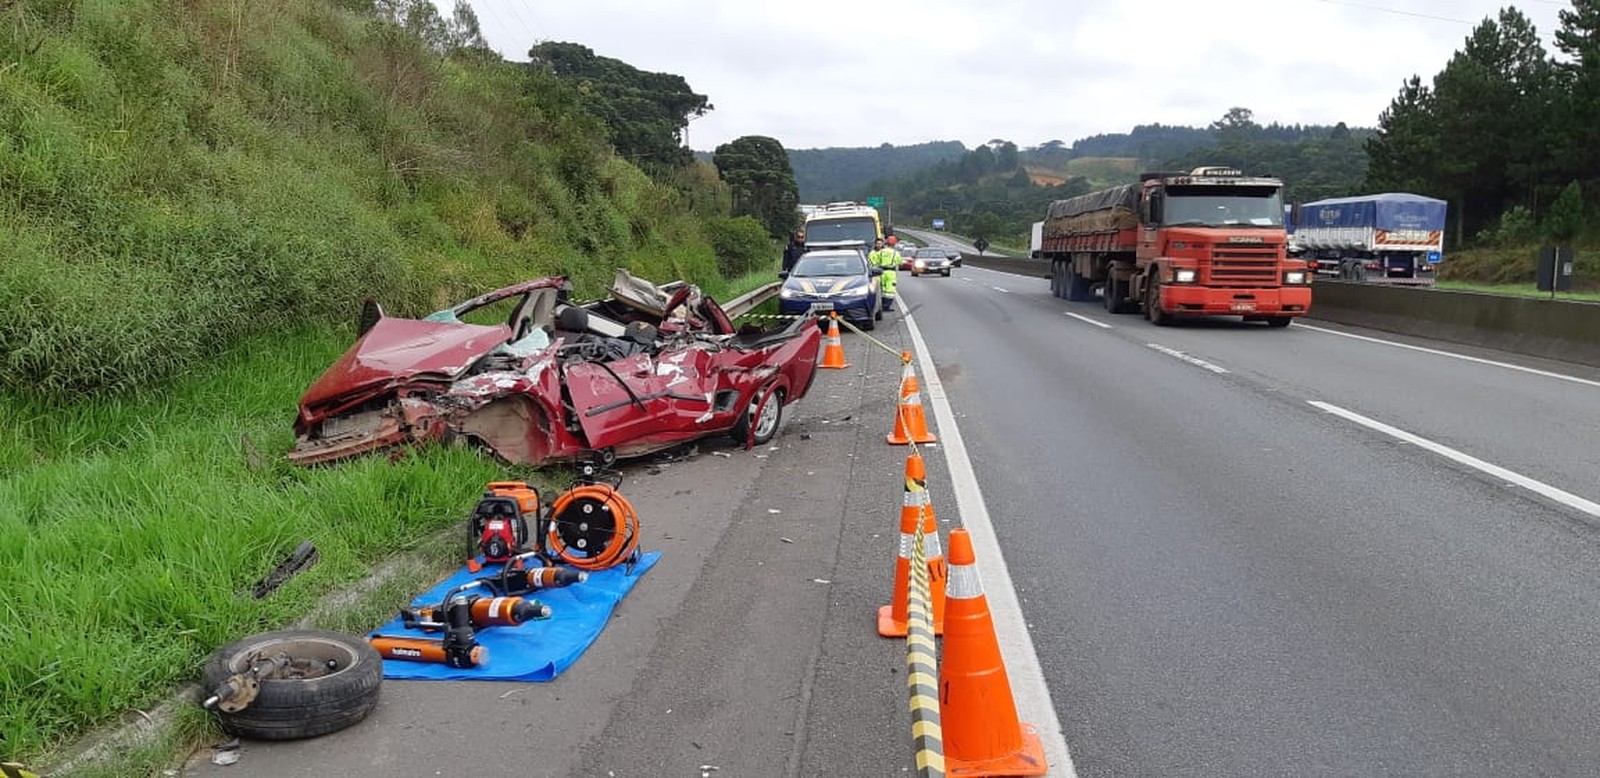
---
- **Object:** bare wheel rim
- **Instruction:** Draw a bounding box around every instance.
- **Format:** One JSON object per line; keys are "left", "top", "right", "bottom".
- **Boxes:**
{"left": 753, "top": 388, "right": 782, "bottom": 440}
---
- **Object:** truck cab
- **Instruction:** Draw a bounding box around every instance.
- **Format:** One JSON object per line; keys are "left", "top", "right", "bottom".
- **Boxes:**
{"left": 1129, "top": 167, "right": 1312, "bottom": 325}
{"left": 1040, "top": 166, "right": 1313, "bottom": 327}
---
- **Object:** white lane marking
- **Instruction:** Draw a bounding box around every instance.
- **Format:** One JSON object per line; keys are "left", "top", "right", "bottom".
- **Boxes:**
{"left": 1146, "top": 343, "right": 1229, "bottom": 374}
{"left": 1064, "top": 312, "right": 1111, "bottom": 329}
{"left": 1309, "top": 401, "right": 1600, "bottom": 520}
{"left": 904, "top": 307, "right": 1079, "bottom": 777}
{"left": 1294, "top": 323, "right": 1600, "bottom": 389}
{"left": 992, "top": 286, "right": 1009, "bottom": 294}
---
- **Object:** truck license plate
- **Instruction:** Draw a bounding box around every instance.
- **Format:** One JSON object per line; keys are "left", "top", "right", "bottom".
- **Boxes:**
{"left": 1231, "top": 303, "right": 1256, "bottom": 312}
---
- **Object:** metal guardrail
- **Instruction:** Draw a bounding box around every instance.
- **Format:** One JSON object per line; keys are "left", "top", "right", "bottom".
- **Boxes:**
{"left": 724, "top": 281, "right": 780, "bottom": 319}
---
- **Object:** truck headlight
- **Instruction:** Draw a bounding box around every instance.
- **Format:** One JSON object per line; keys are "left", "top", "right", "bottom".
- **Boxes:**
{"left": 1285, "top": 271, "right": 1307, "bottom": 284}
{"left": 1173, "top": 269, "right": 1197, "bottom": 283}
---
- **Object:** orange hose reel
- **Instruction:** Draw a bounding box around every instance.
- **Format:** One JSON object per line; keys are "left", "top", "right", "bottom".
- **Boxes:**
{"left": 544, "top": 482, "right": 640, "bottom": 571}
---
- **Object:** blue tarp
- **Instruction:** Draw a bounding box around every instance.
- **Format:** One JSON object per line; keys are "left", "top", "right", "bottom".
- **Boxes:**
{"left": 1296, "top": 193, "right": 1446, "bottom": 232}
{"left": 371, "top": 550, "right": 661, "bottom": 682}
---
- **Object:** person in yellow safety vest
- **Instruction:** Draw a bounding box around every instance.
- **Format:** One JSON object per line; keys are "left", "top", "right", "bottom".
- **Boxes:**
{"left": 868, "top": 237, "right": 900, "bottom": 312}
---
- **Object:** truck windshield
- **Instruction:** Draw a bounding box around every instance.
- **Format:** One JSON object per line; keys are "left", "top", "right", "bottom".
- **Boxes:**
{"left": 1164, "top": 186, "right": 1284, "bottom": 228}
{"left": 805, "top": 217, "right": 878, "bottom": 245}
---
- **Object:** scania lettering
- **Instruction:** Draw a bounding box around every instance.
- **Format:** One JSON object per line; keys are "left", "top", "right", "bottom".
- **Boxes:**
{"left": 1041, "top": 166, "right": 1312, "bottom": 327}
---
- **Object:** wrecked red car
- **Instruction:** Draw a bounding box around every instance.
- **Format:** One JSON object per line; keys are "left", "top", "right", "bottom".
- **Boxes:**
{"left": 289, "top": 272, "right": 822, "bottom": 467}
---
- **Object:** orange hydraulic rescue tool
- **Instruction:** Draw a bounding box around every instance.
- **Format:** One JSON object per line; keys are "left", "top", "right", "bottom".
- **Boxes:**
{"left": 370, "top": 580, "right": 550, "bottom": 668}
{"left": 484, "top": 550, "right": 588, "bottom": 597}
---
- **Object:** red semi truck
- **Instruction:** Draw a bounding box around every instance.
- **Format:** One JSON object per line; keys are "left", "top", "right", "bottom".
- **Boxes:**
{"left": 1040, "top": 166, "right": 1312, "bottom": 326}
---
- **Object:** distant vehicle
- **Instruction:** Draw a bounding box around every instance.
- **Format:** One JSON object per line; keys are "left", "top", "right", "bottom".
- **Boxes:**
{"left": 1029, "top": 221, "right": 1044, "bottom": 259}
{"left": 909, "top": 247, "right": 953, "bottom": 277}
{"left": 1040, "top": 166, "right": 1311, "bottom": 327}
{"left": 1291, "top": 193, "right": 1446, "bottom": 284}
{"left": 944, "top": 248, "right": 962, "bottom": 267}
{"left": 778, "top": 249, "right": 883, "bottom": 330}
{"left": 804, "top": 202, "right": 883, "bottom": 254}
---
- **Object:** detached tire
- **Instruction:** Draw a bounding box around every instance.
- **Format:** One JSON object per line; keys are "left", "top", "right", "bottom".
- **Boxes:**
{"left": 201, "top": 629, "right": 383, "bottom": 741}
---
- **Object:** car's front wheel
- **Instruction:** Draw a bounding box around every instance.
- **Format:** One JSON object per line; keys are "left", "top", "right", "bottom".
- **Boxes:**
{"left": 731, "top": 384, "right": 784, "bottom": 446}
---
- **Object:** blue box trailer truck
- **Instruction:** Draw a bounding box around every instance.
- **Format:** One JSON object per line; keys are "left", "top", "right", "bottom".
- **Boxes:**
{"left": 1290, "top": 193, "right": 1446, "bottom": 284}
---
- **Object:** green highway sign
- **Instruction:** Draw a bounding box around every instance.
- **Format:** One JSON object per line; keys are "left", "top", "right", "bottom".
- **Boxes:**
{"left": 866, "top": 196, "right": 884, "bottom": 208}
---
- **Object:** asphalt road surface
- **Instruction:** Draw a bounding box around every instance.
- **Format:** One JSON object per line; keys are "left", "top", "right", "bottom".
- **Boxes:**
{"left": 183, "top": 306, "right": 984, "bottom": 777}
{"left": 184, "top": 261, "right": 1600, "bottom": 777}
{"left": 906, "top": 264, "right": 1600, "bottom": 776}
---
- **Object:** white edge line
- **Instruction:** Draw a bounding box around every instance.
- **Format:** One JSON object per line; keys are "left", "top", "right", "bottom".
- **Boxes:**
{"left": 1294, "top": 323, "right": 1600, "bottom": 389}
{"left": 1145, "top": 343, "right": 1229, "bottom": 374}
{"left": 1309, "top": 400, "right": 1600, "bottom": 519}
{"left": 1064, "top": 312, "right": 1112, "bottom": 329}
{"left": 903, "top": 301, "right": 1079, "bottom": 777}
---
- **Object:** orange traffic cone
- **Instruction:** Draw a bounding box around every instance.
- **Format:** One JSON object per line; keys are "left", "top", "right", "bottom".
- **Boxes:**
{"left": 877, "top": 451, "right": 947, "bottom": 638}
{"left": 887, "top": 353, "right": 936, "bottom": 445}
{"left": 940, "top": 528, "right": 1048, "bottom": 777}
{"left": 819, "top": 313, "right": 849, "bottom": 369}
{"left": 897, "top": 350, "right": 921, "bottom": 399}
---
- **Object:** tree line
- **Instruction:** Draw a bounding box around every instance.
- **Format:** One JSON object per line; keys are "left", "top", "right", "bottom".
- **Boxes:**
{"left": 1365, "top": 3, "right": 1600, "bottom": 247}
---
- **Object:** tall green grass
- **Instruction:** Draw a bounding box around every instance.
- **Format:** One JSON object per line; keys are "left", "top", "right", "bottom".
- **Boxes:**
{"left": 0, "top": 2, "right": 775, "bottom": 763}
{"left": 1441, "top": 244, "right": 1600, "bottom": 291}
{"left": 0, "top": 325, "right": 520, "bottom": 763}
{"left": 0, "top": 0, "right": 727, "bottom": 399}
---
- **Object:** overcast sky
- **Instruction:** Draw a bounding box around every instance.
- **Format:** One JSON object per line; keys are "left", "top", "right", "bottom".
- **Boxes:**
{"left": 440, "top": 1, "right": 1569, "bottom": 152}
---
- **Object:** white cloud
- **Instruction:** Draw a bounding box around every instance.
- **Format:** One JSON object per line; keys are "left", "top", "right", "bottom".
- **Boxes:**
{"left": 443, "top": 0, "right": 1568, "bottom": 151}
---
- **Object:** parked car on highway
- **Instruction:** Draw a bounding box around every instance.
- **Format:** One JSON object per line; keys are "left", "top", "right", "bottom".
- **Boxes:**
{"left": 778, "top": 249, "right": 882, "bottom": 330}
{"left": 909, "top": 247, "right": 954, "bottom": 277}
{"left": 289, "top": 272, "right": 822, "bottom": 467}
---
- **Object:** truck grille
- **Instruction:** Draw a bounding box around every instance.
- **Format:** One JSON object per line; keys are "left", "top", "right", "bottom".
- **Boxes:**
{"left": 1208, "top": 245, "right": 1281, "bottom": 286}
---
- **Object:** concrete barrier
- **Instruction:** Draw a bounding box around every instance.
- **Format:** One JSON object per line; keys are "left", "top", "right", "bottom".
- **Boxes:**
{"left": 960, "top": 254, "right": 1600, "bottom": 368}
{"left": 959, "top": 254, "right": 1048, "bottom": 280}
{"left": 1306, "top": 280, "right": 1600, "bottom": 367}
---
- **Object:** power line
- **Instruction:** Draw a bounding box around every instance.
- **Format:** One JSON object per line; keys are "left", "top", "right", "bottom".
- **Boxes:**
{"left": 1310, "top": 0, "right": 1475, "bottom": 24}
{"left": 484, "top": 1, "right": 540, "bottom": 59}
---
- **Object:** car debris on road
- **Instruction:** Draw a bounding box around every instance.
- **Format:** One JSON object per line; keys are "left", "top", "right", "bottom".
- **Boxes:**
{"left": 290, "top": 271, "right": 823, "bottom": 468}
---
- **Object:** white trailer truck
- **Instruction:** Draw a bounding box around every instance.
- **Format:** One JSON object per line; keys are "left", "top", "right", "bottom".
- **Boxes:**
{"left": 1291, "top": 193, "right": 1446, "bottom": 284}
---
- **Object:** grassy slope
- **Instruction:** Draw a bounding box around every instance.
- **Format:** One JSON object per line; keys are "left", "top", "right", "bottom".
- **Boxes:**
{"left": 0, "top": 0, "right": 731, "bottom": 399}
{"left": 0, "top": 1, "right": 768, "bottom": 767}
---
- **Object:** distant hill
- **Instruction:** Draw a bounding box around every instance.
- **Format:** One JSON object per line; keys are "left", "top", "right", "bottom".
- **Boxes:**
{"left": 785, "top": 141, "right": 967, "bottom": 201}
{"left": 1026, "top": 157, "right": 1144, "bottom": 191}
{"left": 1064, "top": 123, "right": 1217, "bottom": 161}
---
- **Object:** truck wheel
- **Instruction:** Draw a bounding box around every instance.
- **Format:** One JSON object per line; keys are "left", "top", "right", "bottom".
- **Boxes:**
{"left": 1049, "top": 263, "right": 1062, "bottom": 297}
{"left": 1104, "top": 277, "right": 1130, "bottom": 314}
{"left": 1066, "top": 271, "right": 1093, "bottom": 302}
{"left": 1146, "top": 278, "right": 1170, "bottom": 326}
{"left": 201, "top": 630, "right": 383, "bottom": 741}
